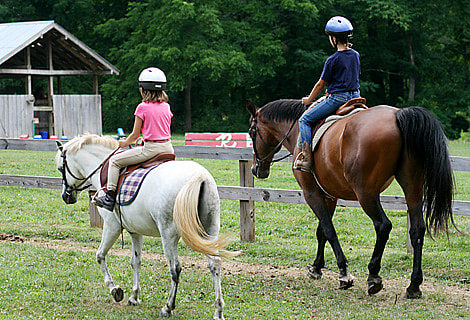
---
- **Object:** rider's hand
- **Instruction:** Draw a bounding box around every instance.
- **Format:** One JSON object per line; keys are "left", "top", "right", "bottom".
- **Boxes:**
{"left": 118, "top": 139, "right": 128, "bottom": 148}
{"left": 302, "top": 97, "right": 311, "bottom": 105}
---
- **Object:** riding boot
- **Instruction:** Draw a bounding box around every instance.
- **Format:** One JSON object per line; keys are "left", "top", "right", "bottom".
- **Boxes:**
{"left": 93, "top": 189, "right": 116, "bottom": 211}
{"left": 293, "top": 141, "right": 313, "bottom": 173}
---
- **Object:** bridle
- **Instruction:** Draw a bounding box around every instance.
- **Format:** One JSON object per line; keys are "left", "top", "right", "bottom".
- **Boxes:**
{"left": 58, "top": 147, "right": 119, "bottom": 197}
{"left": 249, "top": 113, "right": 299, "bottom": 168}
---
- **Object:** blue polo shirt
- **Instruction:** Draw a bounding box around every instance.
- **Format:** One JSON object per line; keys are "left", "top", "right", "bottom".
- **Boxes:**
{"left": 320, "top": 49, "right": 360, "bottom": 94}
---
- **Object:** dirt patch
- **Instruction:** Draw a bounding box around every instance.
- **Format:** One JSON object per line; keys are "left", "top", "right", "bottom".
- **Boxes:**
{"left": 24, "top": 238, "right": 469, "bottom": 304}
{"left": 0, "top": 233, "right": 25, "bottom": 242}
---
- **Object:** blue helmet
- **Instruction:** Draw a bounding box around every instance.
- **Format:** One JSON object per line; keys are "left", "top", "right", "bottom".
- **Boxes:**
{"left": 325, "top": 16, "right": 353, "bottom": 36}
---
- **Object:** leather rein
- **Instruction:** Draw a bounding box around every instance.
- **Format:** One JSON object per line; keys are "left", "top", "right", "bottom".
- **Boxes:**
{"left": 59, "top": 147, "right": 120, "bottom": 195}
{"left": 250, "top": 111, "right": 299, "bottom": 167}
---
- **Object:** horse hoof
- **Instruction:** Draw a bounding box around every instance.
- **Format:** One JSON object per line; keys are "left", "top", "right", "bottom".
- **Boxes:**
{"left": 306, "top": 265, "right": 322, "bottom": 280}
{"left": 307, "top": 272, "right": 322, "bottom": 280}
{"left": 406, "top": 287, "right": 422, "bottom": 299}
{"left": 213, "top": 312, "right": 225, "bottom": 320}
{"left": 367, "top": 276, "right": 383, "bottom": 295}
{"left": 367, "top": 281, "right": 383, "bottom": 295}
{"left": 339, "top": 271, "right": 355, "bottom": 290}
{"left": 159, "top": 311, "right": 171, "bottom": 318}
{"left": 160, "top": 306, "right": 172, "bottom": 317}
{"left": 128, "top": 298, "right": 141, "bottom": 306}
{"left": 111, "top": 287, "right": 124, "bottom": 302}
{"left": 339, "top": 279, "right": 354, "bottom": 290}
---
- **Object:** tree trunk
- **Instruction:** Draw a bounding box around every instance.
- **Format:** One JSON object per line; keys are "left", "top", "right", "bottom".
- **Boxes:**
{"left": 184, "top": 76, "right": 192, "bottom": 132}
{"left": 407, "top": 33, "right": 416, "bottom": 102}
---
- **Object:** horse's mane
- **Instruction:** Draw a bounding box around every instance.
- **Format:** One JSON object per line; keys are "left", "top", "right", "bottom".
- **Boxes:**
{"left": 55, "top": 134, "right": 118, "bottom": 168}
{"left": 258, "top": 99, "right": 306, "bottom": 123}
{"left": 64, "top": 134, "right": 118, "bottom": 154}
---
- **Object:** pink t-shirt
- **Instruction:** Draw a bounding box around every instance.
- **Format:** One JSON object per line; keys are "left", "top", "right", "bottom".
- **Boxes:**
{"left": 134, "top": 101, "right": 173, "bottom": 141}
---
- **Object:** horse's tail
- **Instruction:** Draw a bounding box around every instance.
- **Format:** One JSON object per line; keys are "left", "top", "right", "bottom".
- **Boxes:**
{"left": 396, "top": 106, "right": 454, "bottom": 235}
{"left": 173, "top": 172, "right": 239, "bottom": 258}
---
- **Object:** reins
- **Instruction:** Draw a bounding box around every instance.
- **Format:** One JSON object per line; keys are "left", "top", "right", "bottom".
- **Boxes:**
{"left": 60, "top": 146, "right": 120, "bottom": 194}
{"left": 251, "top": 107, "right": 301, "bottom": 167}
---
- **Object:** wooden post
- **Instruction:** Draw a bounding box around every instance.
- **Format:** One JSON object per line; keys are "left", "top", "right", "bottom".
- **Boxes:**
{"left": 239, "top": 160, "right": 255, "bottom": 242}
{"left": 88, "top": 190, "right": 103, "bottom": 228}
{"left": 93, "top": 75, "right": 99, "bottom": 94}
{"left": 47, "top": 38, "right": 54, "bottom": 106}
{"left": 25, "top": 47, "right": 32, "bottom": 95}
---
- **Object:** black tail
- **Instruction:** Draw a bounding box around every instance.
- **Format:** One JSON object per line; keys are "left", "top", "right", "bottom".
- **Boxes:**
{"left": 396, "top": 107, "right": 454, "bottom": 235}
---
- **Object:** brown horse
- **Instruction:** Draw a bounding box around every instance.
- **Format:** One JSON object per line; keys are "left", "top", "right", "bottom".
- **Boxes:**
{"left": 247, "top": 99, "right": 453, "bottom": 298}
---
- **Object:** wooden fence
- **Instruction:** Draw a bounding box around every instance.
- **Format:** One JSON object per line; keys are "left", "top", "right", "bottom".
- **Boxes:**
{"left": 1, "top": 139, "right": 469, "bottom": 243}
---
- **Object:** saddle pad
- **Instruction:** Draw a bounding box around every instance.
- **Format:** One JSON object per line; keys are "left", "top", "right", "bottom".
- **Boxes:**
{"left": 297, "top": 107, "right": 366, "bottom": 150}
{"left": 117, "top": 166, "right": 159, "bottom": 206}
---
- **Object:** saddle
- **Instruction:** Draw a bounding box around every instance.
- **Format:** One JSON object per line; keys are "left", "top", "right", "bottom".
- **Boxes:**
{"left": 335, "top": 97, "right": 367, "bottom": 116}
{"left": 312, "top": 97, "right": 367, "bottom": 132}
{"left": 297, "top": 98, "right": 368, "bottom": 150}
{"left": 100, "top": 152, "right": 176, "bottom": 191}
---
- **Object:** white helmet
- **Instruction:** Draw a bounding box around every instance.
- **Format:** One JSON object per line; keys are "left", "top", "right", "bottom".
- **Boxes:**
{"left": 138, "top": 67, "right": 167, "bottom": 90}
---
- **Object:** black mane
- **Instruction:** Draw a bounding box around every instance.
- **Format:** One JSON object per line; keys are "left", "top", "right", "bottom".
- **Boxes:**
{"left": 259, "top": 99, "right": 306, "bottom": 123}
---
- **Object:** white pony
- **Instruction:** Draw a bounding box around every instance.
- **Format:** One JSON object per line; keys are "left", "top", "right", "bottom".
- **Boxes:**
{"left": 55, "top": 135, "right": 238, "bottom": 319}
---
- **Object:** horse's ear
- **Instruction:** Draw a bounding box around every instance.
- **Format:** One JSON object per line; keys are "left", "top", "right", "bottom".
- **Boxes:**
{"left": 56, "top": 140, "right": 63, "bottom": 152}
{"left": 246, "top": 100, "right": 257, "bottom": 116}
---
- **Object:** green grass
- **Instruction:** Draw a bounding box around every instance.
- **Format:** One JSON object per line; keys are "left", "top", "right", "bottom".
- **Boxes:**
{"left": 0, "top": 141, "right": 468, "bottom": 319}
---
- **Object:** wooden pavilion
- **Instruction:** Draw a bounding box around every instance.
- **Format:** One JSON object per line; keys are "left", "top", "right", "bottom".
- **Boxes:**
{"left": 0, "top": 21, "right": 119, "bottom": 138}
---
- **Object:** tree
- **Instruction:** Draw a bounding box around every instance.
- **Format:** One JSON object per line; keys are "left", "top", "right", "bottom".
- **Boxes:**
{"left": 97, "top": 0, "right": 319, "bottom": 132}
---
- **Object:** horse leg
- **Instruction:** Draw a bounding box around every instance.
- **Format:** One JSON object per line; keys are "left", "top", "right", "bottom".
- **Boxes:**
{"left": 357, "top": 195, "right": 393, "bottom": 295}
{"left": 396, "top": 166, "right": 426, "bottom": 299}
{"left": 308, "top": 198, "right": 337, "bottom": 280}
{"left": 303, "top": 188, "right": 353, "bottom": 289}
{"left": 159, "top": 231, "right": 181, "bottom": 317}
{"left": 404, "top": 199, "right": 425, "bottom": 299}
{"left": 128, "top": 233, "right": 143, "bottom": 306}
{"left": 96, "top": 219, "right": 124, "bottom": 302}
{"left": 208, "top": 256, "right": 225, "bottom": 320}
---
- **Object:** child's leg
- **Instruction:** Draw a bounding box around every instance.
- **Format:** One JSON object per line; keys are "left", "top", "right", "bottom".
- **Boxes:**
{"left": 107, "top": 141, "right": 174, "bottom": 191}
{"left": 299, "top": 97, "right": 342, "bottom": 146}
{"left": 107, "top": 146, "right": 146, "bottom": 191}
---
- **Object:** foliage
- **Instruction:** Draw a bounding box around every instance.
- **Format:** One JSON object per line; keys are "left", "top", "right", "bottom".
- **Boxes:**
{"left": 1, "top": 0, "right": 469, "bottom": 137}
{"left": 459, "top": 130, "right": 470, "bottom": 142}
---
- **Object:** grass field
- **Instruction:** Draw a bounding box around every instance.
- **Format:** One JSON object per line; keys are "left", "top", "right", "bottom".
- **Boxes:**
{"left": 0, "top": 140, "right": 468, "bottom": 319}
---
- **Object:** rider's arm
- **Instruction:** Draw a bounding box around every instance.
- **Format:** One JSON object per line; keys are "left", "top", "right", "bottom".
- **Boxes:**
{"left": 302, "top": 79, "right": 327, "bottom": 105}
{"left": 119, "top": 116, "right": 143, "bottom": 148}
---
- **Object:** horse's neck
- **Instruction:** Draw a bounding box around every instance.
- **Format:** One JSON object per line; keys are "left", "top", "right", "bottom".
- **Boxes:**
{"left": 74, "top": 145, "right": 113, "bottom": 189}
{"left": 278, "top": 120, "right": 299, "bottom": 154}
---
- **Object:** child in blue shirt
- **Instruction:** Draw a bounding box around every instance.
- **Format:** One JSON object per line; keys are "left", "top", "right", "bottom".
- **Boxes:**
{"left": 294, "top": 16, "right": 361, "bottom": 172}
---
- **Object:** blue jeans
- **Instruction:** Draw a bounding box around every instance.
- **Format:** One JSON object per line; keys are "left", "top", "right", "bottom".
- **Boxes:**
{"left": 299, "top": 90, "right": 361, "bottom": 146}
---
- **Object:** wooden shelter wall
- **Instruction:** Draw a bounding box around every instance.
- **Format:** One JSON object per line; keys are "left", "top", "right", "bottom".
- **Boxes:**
{"left": 0, "top": 95, "right": 33, "bottom": 138}
{"left": 53, "top": 94, "right": 102, "bottom": 138}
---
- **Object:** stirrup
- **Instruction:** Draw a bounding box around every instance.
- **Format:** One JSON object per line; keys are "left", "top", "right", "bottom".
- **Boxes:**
{"left": 92, "top": 189, "right": 116, "bottom": 211}
{"left": 292, "top": 152, "right": 312, "bottom": 173}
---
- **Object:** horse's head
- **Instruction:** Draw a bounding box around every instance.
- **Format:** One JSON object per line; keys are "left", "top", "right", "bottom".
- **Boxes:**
{"left": 55, "top": 141, "right": 81, "bottom": 204}
{"left": 247, "top": 100, "right": 281, "bottom": 179}
{"left": 55, "top": 135, "right": 118, "bottom": 204}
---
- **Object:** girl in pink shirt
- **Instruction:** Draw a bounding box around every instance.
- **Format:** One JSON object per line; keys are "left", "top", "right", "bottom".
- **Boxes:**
{"left": 94, "top": 67, "right": 174, "bottom": 211}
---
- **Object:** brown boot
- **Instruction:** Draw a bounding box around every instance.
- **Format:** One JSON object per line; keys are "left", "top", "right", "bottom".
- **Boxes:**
{"left": 293, "top": 142, "right": 313, "bottom": 172}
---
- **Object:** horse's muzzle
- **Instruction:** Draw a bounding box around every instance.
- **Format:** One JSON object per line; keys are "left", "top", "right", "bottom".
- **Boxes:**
{"left": 62, "top": 191, "right": 77, "bottom": 204}
{"left": 252, "top": 164, "right": 270, "bottom": 179}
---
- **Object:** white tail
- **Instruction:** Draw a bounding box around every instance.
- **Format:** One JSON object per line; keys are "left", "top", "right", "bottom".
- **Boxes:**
{"left": 173, "top": 173, "right": 239, "bottom": 258}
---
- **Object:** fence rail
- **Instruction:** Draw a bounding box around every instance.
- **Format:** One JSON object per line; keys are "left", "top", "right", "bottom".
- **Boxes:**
{"left": 1, "top": 139, "right": 469, "bottom": 243}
